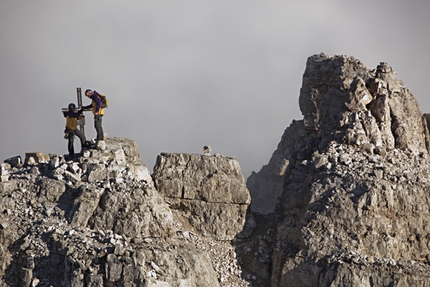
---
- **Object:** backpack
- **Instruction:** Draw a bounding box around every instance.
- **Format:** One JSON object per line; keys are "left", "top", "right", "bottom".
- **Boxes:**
{"left": 99, "top": 94, "right": 108, "bottom": 108}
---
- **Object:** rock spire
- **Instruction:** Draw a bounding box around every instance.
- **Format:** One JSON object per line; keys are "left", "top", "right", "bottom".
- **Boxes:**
{"left": 245, "top": 54, "right": 430, "bottom": 286}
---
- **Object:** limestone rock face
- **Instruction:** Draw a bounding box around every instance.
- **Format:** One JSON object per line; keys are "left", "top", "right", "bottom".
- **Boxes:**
{"left": 0, "top": 138, "right": 251, "bottom": 287}
{"left": 152, "top": 152, "right": 251, "bottom": 241}
{"left": 270, "top": 144, "right": 430, "bottom": 286}
{"left": 248, "top": 53, "right": 430, "bottom": 215}
{"left": 245, "top": 54, "right": 430, "bottom": 286}
{"left": 298, "top": 54, "right": 429, "bottom": 152}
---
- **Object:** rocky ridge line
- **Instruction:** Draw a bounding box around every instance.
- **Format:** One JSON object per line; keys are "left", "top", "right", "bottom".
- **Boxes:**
{"left": 0, "top": 137, "right": 252, "bottom": 287}
{"left": 3, "top": 53, "right": 430, "bottom": 287}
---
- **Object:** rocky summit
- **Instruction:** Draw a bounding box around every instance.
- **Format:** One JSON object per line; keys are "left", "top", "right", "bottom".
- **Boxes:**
{"left": 0, "top": 138, "right": 251, "bottom": 287}
{"left": 2, "top": 53, "right": 430, "bottom": 287}
{"left": 246, "top": 53, "right": 430, "bottom": 286}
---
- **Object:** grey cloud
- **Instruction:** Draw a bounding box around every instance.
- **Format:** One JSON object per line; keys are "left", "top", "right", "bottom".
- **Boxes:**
{"left": 1, "top": 1, "right": 430, "bottom": 178}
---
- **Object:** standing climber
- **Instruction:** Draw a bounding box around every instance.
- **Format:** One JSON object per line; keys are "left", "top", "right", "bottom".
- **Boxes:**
{"left": 63, "top": 103, "right": 87, "bottom": 158}
{"left": 84, "top": 89, "right": 106, "bottom": 141}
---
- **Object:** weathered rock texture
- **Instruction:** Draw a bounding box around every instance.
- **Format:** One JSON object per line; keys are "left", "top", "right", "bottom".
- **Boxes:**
{"left": 3, "top": 53, "right": 430, "bottom": 287}
{"left": 248, "top": 54, "right": 430, "bottom": 215}
{"left": 0, "top": 137, "right": 251, "bottom": 287}
{"left": 153, "top": 153, "right": 251, "bottom": 241}
{"left": 245, "top": 54, "right": 430, "bottom": 286}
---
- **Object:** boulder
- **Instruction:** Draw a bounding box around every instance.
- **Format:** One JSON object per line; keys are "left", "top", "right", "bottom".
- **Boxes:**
{"left": 152, "top": 152, "right": 251, "bottom": 241}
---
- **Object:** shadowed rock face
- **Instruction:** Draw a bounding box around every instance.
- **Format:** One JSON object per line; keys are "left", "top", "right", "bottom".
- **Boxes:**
{"left": 245, "top": 54, "right": 430, "bottom": 286}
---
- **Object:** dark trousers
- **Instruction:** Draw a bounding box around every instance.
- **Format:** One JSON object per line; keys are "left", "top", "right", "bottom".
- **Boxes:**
{"left": 95, "top": 115, "right": 104, "bottom": 140}
{"left": 68, "top": 129, "right": 86, "bottom": 157}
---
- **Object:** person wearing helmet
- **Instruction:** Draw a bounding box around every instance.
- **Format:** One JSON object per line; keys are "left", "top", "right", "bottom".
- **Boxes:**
{"left": 63, "top": 103, "right": 86, "bottom": 158}
{"left": 84, "top": 89, "right": 105, "bottom": 141}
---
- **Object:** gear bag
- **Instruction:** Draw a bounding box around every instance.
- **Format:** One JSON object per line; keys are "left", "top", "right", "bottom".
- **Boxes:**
{"left": 99, "top": 94, "right": 108, "bottom": 108}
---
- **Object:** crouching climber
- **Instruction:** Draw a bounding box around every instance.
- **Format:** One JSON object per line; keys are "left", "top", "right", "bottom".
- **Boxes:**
{"left": 63, "top": 103, "right": 87, "bottom": 158}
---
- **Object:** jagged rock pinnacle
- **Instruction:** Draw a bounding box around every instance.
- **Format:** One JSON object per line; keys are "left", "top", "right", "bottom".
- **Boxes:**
{"left": 249, "top": 53, "right": 430, "bottom": 215}
{"left": 245, "top": 54, "right": 430, "bottom": 286}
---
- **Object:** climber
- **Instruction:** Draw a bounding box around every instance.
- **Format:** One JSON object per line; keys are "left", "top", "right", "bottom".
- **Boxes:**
{"left": 63, "top": 103, "right": 87, "bottom": 158}
{"left": 84, "top": 89, "right": 106, "bottom": 141}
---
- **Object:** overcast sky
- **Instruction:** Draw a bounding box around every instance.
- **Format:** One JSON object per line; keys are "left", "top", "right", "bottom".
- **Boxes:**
{"left": 1, "top": 1, "right": 430, "bottom": 179}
